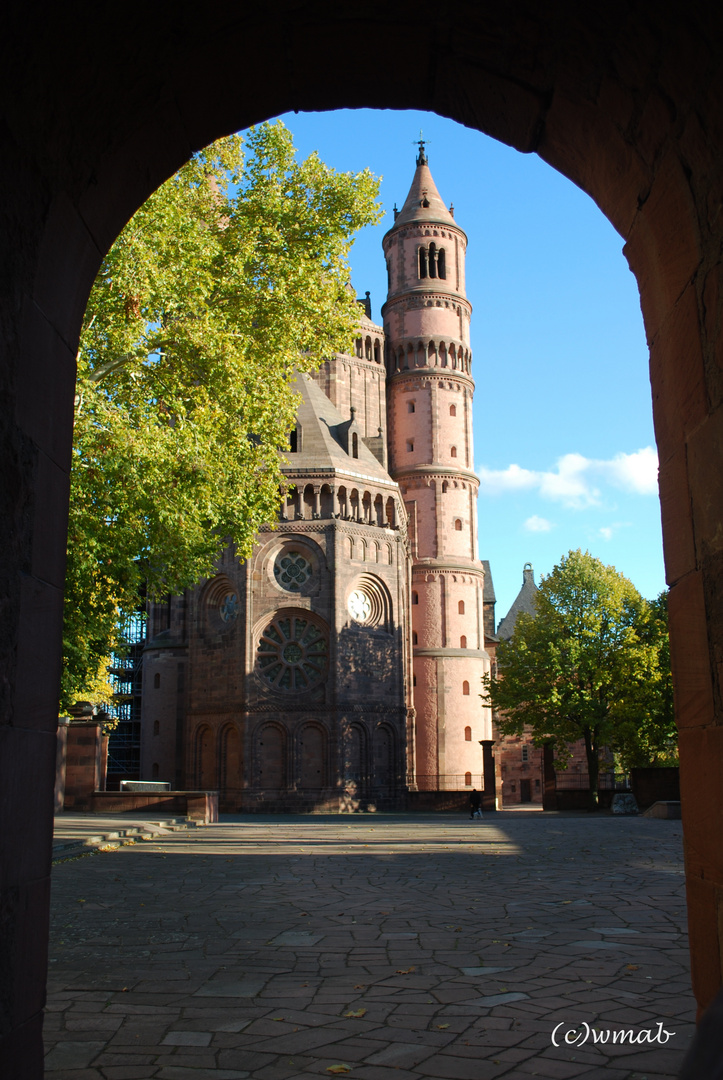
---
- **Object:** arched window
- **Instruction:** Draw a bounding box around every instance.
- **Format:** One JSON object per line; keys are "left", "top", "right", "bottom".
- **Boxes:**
{"left": 438, "top": 247, "right": 446, "bottom": 279}
{"left": 289, "top": 426, "right": 298, "bottom": 452}
{"left": 153, "top": 720, "right": 160, "bottom": 736}
{"left": 458, "top": 600, "right": 465, "bottom": 614}
{"left": 407, "top": 401, "right": 415, "bottom": 413}
{"left": 365, "top": 337, "right": 372, "bottom": 360}
{"left": 454, "top": 519, "right": 463, "bottom": 531}
{"left": 355, "top": 338, "right": 363, "bottom": 358}
{"left": 464, "top": 771, "right": 472, "bottom": 786}
{"left": 428, "top": 242, "right": 437, "bottom": 278}
{"left": 374, "top": 339, "right": 381, "bottom": 364}
{"left": 418, "top": 246, "right": 428, "bottom": 278}
{"left": 154, "top": 672, "right": 161, "bottom": 689}
{"left": 412, "top": 591, "right": 419, "bottom": 605}
{"left": 450, "top": 446, "right": 457, "bottom": 458}
{"left": 460, "top": 635, "right": 467, "bottom": 648}
{"left": 442, "top": 481, "right": 449, "bottom": 493}
{"left": 412, "top": 631, "right": 418, "bottom": 645}
{"left": 464, "top": 726, "right": 472, "bottom": 742}
{"left": 463, "top": 680, "right": 470, "bottom": 695}
{"left": 352, "top": 432, "right": 358, "bottom": 459}
{"left": 449, "top": 404, "right": 456, "bottom": 417}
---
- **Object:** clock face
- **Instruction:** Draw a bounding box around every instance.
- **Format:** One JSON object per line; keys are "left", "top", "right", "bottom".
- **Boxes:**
{"left": 348, "top": 589, "right": 372, "bottom": 623}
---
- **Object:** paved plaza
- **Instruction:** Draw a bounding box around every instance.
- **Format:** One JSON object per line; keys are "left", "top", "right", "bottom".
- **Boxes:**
{"left": 45, "top": 812, "right": 695, "bottom": 1079}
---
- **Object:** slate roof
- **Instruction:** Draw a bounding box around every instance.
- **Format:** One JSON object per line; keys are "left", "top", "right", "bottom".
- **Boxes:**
{"left": 481, "top": 559, "right": 496, "bottom": 603}
{"left": 497, "top": 563, "right": 538, "bottom": 640}
{"left": 284, "top": 372, "right": 394, "bottom": 486}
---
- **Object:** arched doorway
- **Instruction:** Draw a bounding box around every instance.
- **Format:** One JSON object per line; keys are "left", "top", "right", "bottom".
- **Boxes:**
{"left": 3, "top": 8, "right": 723, "bottom": 1068}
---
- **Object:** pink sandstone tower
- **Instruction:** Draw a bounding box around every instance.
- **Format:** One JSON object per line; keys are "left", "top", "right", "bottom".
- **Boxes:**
{"left": 382, "top": 142, "right": 492, "bottom": 790}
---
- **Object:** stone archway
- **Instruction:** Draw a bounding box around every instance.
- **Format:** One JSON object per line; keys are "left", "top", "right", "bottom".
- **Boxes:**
{"left": 3, "top": 5, "right": 723, "bottom": 1071}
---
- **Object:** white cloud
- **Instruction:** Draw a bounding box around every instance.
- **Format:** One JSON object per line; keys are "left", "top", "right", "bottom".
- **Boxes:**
{"left": 597, "top": 522, "right": 630, "bottom": 542}
{"left": 524, "top": 515, "right": 553, "bottom": 533}
{"left": 599, "top": 447, "right": 659, "bottom": 495}
{"left": 477, "top": 447, "right": 658, "bottom": 508}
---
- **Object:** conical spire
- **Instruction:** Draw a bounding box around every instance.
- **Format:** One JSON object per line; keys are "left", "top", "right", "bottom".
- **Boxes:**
{"left": 393, "top": 149, "right": 457, "bottom": 229}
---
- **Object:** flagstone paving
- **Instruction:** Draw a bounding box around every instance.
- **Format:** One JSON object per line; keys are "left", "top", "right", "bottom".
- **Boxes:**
{"left": 45, "top": 811, "right": 695, "bottom": 1079}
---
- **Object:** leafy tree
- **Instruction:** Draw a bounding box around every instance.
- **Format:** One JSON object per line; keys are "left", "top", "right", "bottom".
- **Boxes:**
{"left": 62, "top": 122, "right": 381, "bottom": 711}
{"left": 612, "top": 591, "right": 677, "bottom": 772}
{"left": 482, "top": 549, "right": 674, "bottom": 808}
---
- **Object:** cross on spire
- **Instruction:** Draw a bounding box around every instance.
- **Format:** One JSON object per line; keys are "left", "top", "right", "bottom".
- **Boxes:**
{"left": 414, "top": 130, "right": 429, "bottom": 166}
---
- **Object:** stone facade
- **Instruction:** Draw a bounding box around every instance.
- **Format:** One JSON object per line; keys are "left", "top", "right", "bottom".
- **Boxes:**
{"left": 140, "top": 152, "right": 493, "bottom": 810}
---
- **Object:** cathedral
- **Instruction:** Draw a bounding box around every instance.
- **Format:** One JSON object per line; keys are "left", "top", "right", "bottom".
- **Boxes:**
{"left": 140, "top": 146, "right": 495, "bottom": 811}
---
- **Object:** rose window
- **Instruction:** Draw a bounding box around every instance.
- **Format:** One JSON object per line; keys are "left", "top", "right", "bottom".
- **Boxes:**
{"left": 274, "top": 550, "right": 313, "bottom": 591}
{"left": 348, "top": 589, "right": 372, "bottom": 623}
{"left": 219, "top": 593, "right": 239, "bottom": 623}
{"left": 257, "top": 614, "right": 327, "bottom": 692}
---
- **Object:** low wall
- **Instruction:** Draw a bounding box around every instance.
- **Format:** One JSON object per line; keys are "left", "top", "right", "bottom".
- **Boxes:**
{"left": 406, "top": 791, "right": 475, "bottom": 813}
{"left": 89, "top": 790, "right": 218, "bottom": 823}
{"left": 630, "top": 767, "right": 680, "bottom": 809}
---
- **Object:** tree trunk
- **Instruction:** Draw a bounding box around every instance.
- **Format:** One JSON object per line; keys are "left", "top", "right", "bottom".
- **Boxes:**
{"left": 583, "top": 727, "right": 600, "bottom": 810}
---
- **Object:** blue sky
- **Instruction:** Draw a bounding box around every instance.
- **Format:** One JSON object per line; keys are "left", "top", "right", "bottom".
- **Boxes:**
{"left": 264, "top": 108, "right": 665, "bottom": 623}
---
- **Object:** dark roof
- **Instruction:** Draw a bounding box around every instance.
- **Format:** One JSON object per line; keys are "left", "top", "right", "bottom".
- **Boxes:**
{"left": 481, "top": 559, "right": 496, "bottom": 603}
{"left": 284, "top": 373, "right": 393, "bottom": 485}
{"left": 497, "top": 563, "right": 538, "bottom": 640}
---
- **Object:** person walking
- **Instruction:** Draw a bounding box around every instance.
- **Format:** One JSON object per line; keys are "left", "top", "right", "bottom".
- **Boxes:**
{"left": 469, "top": 788, "right": 482, "bottom": 819}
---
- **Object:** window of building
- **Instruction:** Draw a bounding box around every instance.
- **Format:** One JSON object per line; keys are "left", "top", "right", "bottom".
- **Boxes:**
{"left": 153, "top": 720, "right": 160, "bottom": 736}
{"left": 407, "top": 401, "right": 415, "bottom": 413}
{"left": 412, "top": 591, "right": 419, "bottom": 605}
{"left": 412, "top": 631, "right": 418, "bottom": 645}
{"left": 463, "top": 680, "right": 470, "bottom": 695}
{"left": 413, "top": 675, "right": 417, "bottom": 686}
{"left": 154, "top": 672, "right": 161, "bottom": 689}
{"left": 352, "top": 432, "right": 358, "bottom": 459}
{"left": 355, "top": 338, "right": 363, "bottom": 358}
{"left": 458, "top": 600, "right": 464, "bottom": 614}
{"left": 454, "top": 519, "right": 462, "bottom": 531}
{"left": 450, "top": 445, "right": 457, "bottom": 458}
{"left": 521, "top": 745, "right": 529, "bottom": 762}
{"left": 406, "top": 439, "right": 414, "bottom": 452}
{"left": 428, "top": 242, "right": 437, "bottom": 278}
{"left": 464, "top": 726, "right": 472, "bottom": 742}
{"left": 464, "top": 771, "right": 472, "bottom": 786}
{"left": 460, "top": 635, "right": 467, "bottom": 648}
{"left": 418, "top": 246, "right": 428, "bottom": 278}
{"left": 438, "top": 247, "right": 446, "bottom": 279}
{"left": 449, "top": 403, "right": 456, "bottom": 417}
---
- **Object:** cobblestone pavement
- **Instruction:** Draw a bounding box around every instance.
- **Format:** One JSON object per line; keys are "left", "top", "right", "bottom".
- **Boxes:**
{"left": 45, "top": 812, "right": 695, "bottom": 1080}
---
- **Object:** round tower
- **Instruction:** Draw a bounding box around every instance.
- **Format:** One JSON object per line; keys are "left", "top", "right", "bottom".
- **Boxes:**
{"left": 382, "top": 142, "right": 492, "bottom": 791}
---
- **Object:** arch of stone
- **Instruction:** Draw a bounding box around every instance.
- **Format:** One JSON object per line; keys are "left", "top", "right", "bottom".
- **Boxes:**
{"left": 2, "top": 3, "right": 722, "bottom": 1072}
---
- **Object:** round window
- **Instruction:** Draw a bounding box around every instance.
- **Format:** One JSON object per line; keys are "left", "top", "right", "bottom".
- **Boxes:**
{"left": 219, "top": 593, "right": 239, "bottom": 623}
{"left": 274, "top": 550, "right": 313, "bottom": 591}
{"left": 348, "top": 590, "right": 372, "bottom": 623}
{"left": 257, "top": 614, "right": 327, "bottom": 693}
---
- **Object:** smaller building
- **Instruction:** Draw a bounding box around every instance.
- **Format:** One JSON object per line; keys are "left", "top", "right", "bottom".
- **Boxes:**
{"left": 492, "top": 564, "right": 544, "bottom": 806}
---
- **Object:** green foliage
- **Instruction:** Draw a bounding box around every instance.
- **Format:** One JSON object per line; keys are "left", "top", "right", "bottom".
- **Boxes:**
{"left": 482, "top": 550, "right": 675, "bottom": 803}
{"left": 62, "top": 122, "right": 382, "bottom": 711}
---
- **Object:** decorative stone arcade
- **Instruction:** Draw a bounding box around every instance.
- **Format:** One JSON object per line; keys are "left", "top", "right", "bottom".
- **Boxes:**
{"left": 383, "top": 144, "right": 492, "bottom": 791}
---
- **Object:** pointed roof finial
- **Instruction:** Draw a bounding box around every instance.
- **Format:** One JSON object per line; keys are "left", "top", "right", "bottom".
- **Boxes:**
{"left": 414, "top": 129, "right": 428, "bottom": 166}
